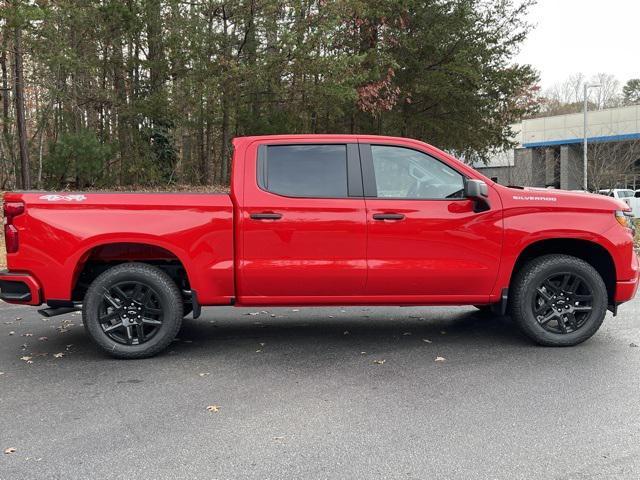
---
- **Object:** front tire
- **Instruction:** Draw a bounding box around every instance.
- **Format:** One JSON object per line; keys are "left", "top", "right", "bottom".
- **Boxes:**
{"left": 83, "top": 263, "right": 183, "bottom": 359}
{"left": 509, "top": 254, "right": 608, "bottom": 347}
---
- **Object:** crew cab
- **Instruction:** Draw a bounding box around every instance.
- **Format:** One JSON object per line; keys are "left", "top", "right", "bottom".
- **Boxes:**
{"left": 2, "top": 135, "right": 638, "bottom": 358}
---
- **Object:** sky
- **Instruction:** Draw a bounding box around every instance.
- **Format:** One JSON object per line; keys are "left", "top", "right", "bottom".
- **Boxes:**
{"left": 515, "top": 0, "right": 640, "bottom": 90}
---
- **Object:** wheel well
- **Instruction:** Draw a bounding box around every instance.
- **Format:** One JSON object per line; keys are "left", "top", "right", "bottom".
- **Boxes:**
{"left": 72, "top": 243, "right": 190, "bottom": 302}
{"left": 511, "top": 239, "right": 616, "bottom": 304}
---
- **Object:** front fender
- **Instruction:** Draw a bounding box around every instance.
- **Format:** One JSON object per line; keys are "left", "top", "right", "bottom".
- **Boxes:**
{"left": 491, "top": 209, "right": 622, "bottom": 299}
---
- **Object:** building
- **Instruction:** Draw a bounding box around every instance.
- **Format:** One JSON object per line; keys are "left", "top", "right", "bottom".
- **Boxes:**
{"left": 476, "top": 105, "right": 640, "bottom": 190}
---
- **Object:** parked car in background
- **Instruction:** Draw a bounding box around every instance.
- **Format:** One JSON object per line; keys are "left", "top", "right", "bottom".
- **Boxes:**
{"left": 598, "top": 189, "right": 640, "bottom": 217}
{"left": 2, "top": 135, "right": 639, "bottom": 358}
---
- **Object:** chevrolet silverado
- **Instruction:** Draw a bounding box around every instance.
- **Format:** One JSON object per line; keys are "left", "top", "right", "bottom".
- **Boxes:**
{"left": 1, "top": 135, "right": 638, "bottom": 358}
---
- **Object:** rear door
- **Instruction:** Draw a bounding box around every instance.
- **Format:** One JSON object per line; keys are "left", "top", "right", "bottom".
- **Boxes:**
{"left": 360, "top": 142, "right": 503, "bottom": 302}
{"left": 238, "top": 140, "right": 367, "bottom": 304}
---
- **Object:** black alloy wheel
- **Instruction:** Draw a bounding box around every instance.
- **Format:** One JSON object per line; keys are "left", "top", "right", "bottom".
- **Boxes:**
{"left": 509, "top": 254, "right": 607, "bottom": 347}
{"left": 532, "top": 272, "right": 594, "bottom": 334}
{"left": 99, "top": 281, "right": 164, "bottom": 345}
{"left": 83, "top": 263, "right": 183, "bottom": 359}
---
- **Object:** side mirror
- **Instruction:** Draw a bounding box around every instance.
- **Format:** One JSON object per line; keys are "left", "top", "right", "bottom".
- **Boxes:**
{"left": 465, "top": 179, "right": 490, "bottom": 212}
{"left": 465, "top": 179, "right": 489, "bottom": 199}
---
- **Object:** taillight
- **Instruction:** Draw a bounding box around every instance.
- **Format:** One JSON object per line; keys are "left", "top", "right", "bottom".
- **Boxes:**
{"left": 4, "top": 201, "right": 24, "bottom": 254}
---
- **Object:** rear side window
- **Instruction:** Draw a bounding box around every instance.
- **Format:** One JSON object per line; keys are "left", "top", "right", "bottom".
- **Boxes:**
{"left": 261, "top": 145, "right": 348, "bottom": 198}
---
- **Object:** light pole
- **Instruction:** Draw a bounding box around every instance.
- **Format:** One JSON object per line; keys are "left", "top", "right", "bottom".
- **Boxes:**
{"left": 583, "top": 83, "right": 601, "bottom": 191}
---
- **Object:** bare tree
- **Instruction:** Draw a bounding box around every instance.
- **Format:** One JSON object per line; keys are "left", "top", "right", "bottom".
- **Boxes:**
{"left": 565, "top": 140, "right": 640, "bottom": 192}
{"left": 539, "top": 73, "right": 624, "bottom": 117}
{"left": 591, "top": 73, "right": 622, "bottom": 110}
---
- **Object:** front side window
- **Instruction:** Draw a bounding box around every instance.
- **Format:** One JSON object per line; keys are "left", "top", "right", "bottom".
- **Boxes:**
{"left": 263, "top": 145, "right": 348, "bottom": 198}
{"left": 371, "top": 145, "right": 465, "bottom": 199}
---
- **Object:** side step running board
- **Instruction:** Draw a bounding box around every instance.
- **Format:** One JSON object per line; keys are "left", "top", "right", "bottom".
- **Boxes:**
{"left": 38, "top": 306, "right": 81, "bottom": 318}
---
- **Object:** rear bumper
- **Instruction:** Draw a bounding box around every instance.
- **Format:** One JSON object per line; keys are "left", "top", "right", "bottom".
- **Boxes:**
{"left": 0, "top": 271, "right": 42, "bottom": 305}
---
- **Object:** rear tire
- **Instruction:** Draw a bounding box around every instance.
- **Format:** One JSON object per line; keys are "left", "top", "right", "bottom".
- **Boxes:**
{"left": 83, "top": 263, "right": 183, "bottom": 359}
{"left": 509, "top": 254, "right": 607, "bottom": 347}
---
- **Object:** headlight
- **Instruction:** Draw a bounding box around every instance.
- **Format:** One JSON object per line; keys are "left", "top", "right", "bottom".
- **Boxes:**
{"left": 616, "top": 210, "right": 636, "bottom": 235}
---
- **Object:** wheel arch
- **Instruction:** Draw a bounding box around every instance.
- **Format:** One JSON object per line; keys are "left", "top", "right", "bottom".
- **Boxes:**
{"left": 509, "top": 238, "right": 616, "bottom": 305}
{"left": 70, "top": 240, "right": 193, "bottom": 302}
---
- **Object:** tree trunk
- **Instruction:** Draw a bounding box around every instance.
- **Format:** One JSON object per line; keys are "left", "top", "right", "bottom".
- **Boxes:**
{"left": 13, "top": 25, "right": 30, "bottom": 189}
{"left": 220, "top": 90, "right": 230, "bottom": 183}
{"left": 1, "top": 41, "right": 15, "bottom": 177}
{"left": 145, "top": 0, "right": 164, "bottom": 127}
{"left": 113, "top": 34, "right": 129, "bottom": 185}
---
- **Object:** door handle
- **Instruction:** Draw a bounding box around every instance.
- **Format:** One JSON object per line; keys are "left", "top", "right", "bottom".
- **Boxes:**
{"left": 250, "top": 212, "right": 283, "bottom": 220}
{"left": 373, "top": 213, "right": 405, "bottom": 221}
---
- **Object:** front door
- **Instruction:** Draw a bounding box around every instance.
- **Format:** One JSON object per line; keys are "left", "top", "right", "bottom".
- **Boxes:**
{"left": 361, "top": 143, "right": 503, "bottom": 303}
{"left": 238, "top": 142, "right": 367, "bottom": 304}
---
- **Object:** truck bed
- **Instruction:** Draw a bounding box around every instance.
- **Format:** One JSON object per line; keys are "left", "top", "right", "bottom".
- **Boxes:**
{"left": 3, "top": 192, "right": 235, "bottom": 305}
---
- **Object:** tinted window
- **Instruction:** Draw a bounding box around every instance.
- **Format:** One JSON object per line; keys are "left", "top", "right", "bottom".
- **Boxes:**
{"left": 371, "top": 146, "right": 465, "bottom": 199}
{"left": 265, "top": 145, "right": 348, "bottom": 198}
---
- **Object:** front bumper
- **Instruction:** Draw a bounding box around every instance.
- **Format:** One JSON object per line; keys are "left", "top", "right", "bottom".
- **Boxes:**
{"left": 614, "top": 253, "right": 640, "bottom": 303}
{"left": 0, "top": 271, "right": 42, "bottom": 305}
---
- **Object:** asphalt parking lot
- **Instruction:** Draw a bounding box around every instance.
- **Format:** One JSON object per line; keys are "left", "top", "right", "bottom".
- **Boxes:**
{"left": 1, "top": 300, "right": 640, "bottom": 480}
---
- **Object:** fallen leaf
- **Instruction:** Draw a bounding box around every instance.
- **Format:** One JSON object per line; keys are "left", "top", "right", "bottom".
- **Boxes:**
{"left": 8, "top": 331, "right": 15, "bottom": 336}
{"left": 435, "top": 356, "right": 446, "bottom": 362}
{"left": 422, "top": 339, "right": 432, "bottom": 343}
{"left": 206, "top": 405, "right": 221, "bottom": 413}
{"left": 373, "top": 359, "right": 386, "bottom": 365}
{"left": 38, "top": 337, "right": 48, "bottom": 342}
{"left": 4, "top": 447, "right": 16, "bottom": 454}
{"left": 274, "top": 436, "right": 285, "bottom": 441}
{"left": 53, "top": 353, "right": 65, "bottom": 358}
{"left": 198, "top": 373, "right": 210, "bottom": 377}
{"left": 20, "top": 356, "right": 32, "bottom": 362}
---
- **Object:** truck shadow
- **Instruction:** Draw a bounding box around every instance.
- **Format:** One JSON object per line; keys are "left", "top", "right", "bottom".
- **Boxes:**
{"left": 13, "top": 307, "right": 532, "bottom": 362}
{"left": 169, "top": 307, "right": 530, "bottom": 355}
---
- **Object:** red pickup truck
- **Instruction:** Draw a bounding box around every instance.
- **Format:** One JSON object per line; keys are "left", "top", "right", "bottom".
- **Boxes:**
{"left": 2, "top": 135, "right": 638, "bottom": 358}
